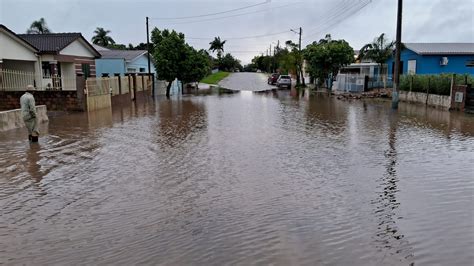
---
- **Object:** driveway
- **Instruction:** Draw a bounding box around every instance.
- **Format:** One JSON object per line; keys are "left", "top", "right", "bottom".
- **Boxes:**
{"left": 218, "top": 72, "right": 277, "bottom": 91}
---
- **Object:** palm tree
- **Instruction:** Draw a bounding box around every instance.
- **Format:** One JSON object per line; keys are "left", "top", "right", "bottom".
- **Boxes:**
{"left": 91, "top": 27, "right": 116, "bottom": 47}
{"left": 358, "top": 33, "right": 395, "bottom": 76}
{"left": 26, "top": 18, "right": 51, "bottom": 34}
{"left": 209, "top": 36, "right": 226, "bottom": 59}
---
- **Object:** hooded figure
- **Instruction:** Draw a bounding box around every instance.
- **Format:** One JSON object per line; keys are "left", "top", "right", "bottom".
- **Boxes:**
{"left": 20, "top": 85, "right": 39, "bottom": 142}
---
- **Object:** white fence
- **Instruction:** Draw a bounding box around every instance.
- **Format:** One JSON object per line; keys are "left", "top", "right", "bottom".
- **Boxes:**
{"left": 333, "top": 74, "right": 392, "bottom": 92}
{"left": 0, "top": 69, "right": 36, "bottom": 91}
{"left": 0, "top": 69, "right": 76, "bottom": 91}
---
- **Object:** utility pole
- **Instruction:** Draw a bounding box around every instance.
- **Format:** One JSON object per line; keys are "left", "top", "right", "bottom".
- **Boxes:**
{"left": 298, "top": 27, "right": 305, "bottom": 86}
{"left": 392, "top": 0, "right": 403, "bottom": 109}
{"left": 146, "top": 16, "right": 154, "bottom": 98}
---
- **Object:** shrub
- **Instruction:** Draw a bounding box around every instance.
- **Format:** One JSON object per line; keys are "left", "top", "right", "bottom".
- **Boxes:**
{"left": 399, "top": 73, "right": 473, "bottom": 96}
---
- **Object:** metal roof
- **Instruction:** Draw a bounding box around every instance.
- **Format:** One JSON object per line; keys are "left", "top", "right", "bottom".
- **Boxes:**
{"left": 99, "top": 50, "right": 148, "bottom": 61}
{"left": 404, "top": 43, "right": 474, "bottom": 55}
{"left": 92, "top": 44, "right": 110, "bottom": 51}
{"left": 18, "top": 33, "right": 100, "bottom": 57}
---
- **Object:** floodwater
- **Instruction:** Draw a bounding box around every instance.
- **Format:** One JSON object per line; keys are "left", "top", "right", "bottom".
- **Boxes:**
{"left": 1, "top": 90, "right": 473, "bottom": 265}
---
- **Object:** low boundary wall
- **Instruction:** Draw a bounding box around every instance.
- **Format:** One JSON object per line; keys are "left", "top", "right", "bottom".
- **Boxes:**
{"left": 0, "top": 105, "right": 49, "bottom": 132}
{"left": 400, "top": 91, "right": 451, "bottom": 109}
{"left": 0, "top": 91, "right": 84, "bottom": 111}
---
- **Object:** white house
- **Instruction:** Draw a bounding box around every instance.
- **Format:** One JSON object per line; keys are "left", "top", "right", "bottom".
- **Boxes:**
{"left": 0, "top": 24, "right": 41, "bottom": 89}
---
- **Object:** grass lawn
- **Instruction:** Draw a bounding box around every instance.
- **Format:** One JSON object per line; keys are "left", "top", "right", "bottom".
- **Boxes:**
{"left": 200, "top": 71, "right": 230, "bottom": 85}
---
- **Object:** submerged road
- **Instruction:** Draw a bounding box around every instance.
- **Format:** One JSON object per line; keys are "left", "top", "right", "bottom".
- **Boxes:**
{"left": 1, "top": 88, "right": 474, "bottom": 265}
{"left": 218, "top": 72, "right": 278, "bottom": 91}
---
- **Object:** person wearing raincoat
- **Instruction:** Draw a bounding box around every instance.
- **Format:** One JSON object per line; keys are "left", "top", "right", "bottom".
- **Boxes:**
{"left": 20, "top": 85, "right": 39, "bottom": 142}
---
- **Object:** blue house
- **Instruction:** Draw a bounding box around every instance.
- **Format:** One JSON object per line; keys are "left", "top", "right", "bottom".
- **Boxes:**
{"left": 95, "top": 47, "right": 156, "bottom": 77}
{"left": 387, "top": 43, "right": 474, "bottom": 75}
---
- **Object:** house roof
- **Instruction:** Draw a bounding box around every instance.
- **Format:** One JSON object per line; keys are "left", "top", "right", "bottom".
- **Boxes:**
{"left": 18, "top": 33, "right": 100, "bottom": 57}
{"left": 99, "top": 50, "right": 148, "bottom": 61}
{"left": 405, "top": 43, "right": 474, "bottom": 55}
{"left": 92, "top": 44, "right": 110, "bottom": 51}
{"left": 0, "top": 24, "right": 39, "bottom": 52}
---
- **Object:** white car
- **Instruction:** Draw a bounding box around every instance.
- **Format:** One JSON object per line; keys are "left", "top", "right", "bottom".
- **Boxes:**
{"left": 276, "top": 75, "right": 292, "bottom": 88}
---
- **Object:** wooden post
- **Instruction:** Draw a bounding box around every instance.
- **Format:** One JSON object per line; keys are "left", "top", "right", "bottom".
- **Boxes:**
{"left": 133, "top": 74, "right": 137, "bottom": 101}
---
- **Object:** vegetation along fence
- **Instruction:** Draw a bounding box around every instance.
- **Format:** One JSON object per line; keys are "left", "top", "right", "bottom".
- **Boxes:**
{"left": 399, "top": 74, "right": 473, "bottom": 96}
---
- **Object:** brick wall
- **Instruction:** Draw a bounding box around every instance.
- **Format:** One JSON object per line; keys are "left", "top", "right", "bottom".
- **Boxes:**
{"left": 0, "top": 91, "right": 85, "bottom": 111}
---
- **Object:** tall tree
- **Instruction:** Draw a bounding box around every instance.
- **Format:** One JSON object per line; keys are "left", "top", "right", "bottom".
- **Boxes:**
{"left": 151, "top": 28, "right": 188, "bottom": 97}
{"left": 358, "top": 33, "right": 395, "bottom": 76}
{"left": 91, "top": 27, "right": 116, "bottom": 47}
{"left": 304, "top": 34, "right": 354, "bottom": 88}
{"left": 26, "top": 18, "right": 51, "bottom": 34}
{"left": 209, "top": 36, "right": 226, "bottom": 59}
{"left": 180, "top": 47, "right": 211, "bottom": 88}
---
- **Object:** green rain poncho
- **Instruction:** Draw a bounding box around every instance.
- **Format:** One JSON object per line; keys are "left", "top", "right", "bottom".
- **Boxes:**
{"left": 20, "top": 92, "right": 39, "bottom": 137}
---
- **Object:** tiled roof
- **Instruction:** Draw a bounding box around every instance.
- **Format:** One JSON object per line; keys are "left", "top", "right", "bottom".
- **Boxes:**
{"left": 18, "top": 33, "right": 82, "bottom": 53}
{"left": 405, "top": 43, "right": 474, "bottom": 55}
{"left": 99, "top": 50, "right": 148, "bottom": 61}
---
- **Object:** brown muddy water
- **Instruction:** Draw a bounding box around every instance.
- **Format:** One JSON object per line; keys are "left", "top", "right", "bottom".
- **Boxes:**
{"left": 1, "top": 91, "right": 473, "bottom": 265}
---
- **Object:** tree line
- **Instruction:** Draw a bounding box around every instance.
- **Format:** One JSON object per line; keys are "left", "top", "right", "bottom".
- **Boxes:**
{"left": 25, "top": 18, "right": 242, "bottom": 97}
{"left": 246, "top": 33, "right": 395, "bottom": 88}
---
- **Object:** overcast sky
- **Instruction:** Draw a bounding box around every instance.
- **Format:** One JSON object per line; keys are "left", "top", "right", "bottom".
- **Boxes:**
{"left": 1, "top": 0, "right": 473, "bottom": 64}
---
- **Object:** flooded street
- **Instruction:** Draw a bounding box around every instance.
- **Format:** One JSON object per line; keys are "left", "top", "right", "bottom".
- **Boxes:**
{"left": 1, "top": 89, "right": 474, "bottom": 265}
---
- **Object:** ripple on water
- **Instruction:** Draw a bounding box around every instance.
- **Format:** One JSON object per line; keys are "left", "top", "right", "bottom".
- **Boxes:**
{"left": 1, "top": 94, "right": 473, "bottom": 265}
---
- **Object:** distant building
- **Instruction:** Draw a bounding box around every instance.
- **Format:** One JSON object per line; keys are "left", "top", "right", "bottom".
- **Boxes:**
{"left": 95, "top": 49, "right": 155, "bottom": 77}
{"left": 387, "top": 43, "right": 474, "bottom": 75}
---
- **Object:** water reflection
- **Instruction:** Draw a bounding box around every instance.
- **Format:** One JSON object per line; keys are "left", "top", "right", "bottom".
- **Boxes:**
{"left": 372, "top": 111, "right": 414, "bottom": 264}
{"left": 26, "top": 143, "right": 42, "bottom": 182}
{"left": 0, "top": 91, "right": 473, "bottom": 265}
{"left": 157, "top": 100, "right": 207, "bottom": 147}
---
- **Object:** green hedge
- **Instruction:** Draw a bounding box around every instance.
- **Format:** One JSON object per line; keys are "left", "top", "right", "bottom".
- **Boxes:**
{"left": 399, "top": 74, "right": 473, "bottom": 96}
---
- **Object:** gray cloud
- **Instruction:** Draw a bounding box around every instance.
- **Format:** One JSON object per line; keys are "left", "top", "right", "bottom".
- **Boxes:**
{"left": 1, "top": 0, "right": 472, "bottom": 64}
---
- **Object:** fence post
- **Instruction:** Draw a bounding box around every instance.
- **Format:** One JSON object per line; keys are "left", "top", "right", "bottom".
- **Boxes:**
{"left": 426, "top": 76, "right": 430, "bottom": 105}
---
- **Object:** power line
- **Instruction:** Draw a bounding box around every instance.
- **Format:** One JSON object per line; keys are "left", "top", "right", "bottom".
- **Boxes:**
{"left": 186, "top": 30, "right": 293, "bottom": 40}
{"left": 155, "top": 3, "right": 297, "bottom": 25}
{"left": 303, "top": 0, "right": 372, "bottom": 43}
{"left": 149, "top": 0, "right": 270, "bottom": 20}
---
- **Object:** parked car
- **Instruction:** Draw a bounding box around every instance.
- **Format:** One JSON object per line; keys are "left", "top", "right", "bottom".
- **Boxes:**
{"left": 267, "top": 73, "right": 280, "bottom": 85}
{"left": 277, "top": 75, "right": 292, "bottom": 88}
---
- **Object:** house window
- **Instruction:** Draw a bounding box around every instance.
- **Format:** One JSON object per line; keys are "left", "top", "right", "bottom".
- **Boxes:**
{"left": 82, "top": 63, "right": 91, "bottom": 78}
{"left": 466, "top": 60, "right": 474, "bottom": 67}
{"left": 127, "top": 68, "right": 136, "bottom": 73}
{"left": 102, "top": 73, "right": 109, "bottom": 77}
{"left": 42, "top": 62, "right": 51, "bottom": 78}
{"left": 407, "top": 60, "right": 416, "bottom": 74}
{"left": 139, "top": 67, "right": 146, "bottom": 72}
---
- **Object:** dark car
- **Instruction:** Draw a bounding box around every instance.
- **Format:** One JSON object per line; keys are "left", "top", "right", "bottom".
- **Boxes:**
{"left": 267, "top": 73, "right": 280, "bottom": 85}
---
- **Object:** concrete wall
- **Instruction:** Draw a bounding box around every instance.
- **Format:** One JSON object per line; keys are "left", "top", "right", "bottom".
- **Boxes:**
{"left": 0, "top": 91, "right": 84, "bottom": 111}
{"left": 60, "top": 39, "right": 97, "bottom": 58}
{"left": 0, "top": 30, "right": 38, "bottom": 61}
{"left": 0, "top": 105, "right": 48, "bottom": 132}
{"left": 127, "top": 54, "right": 156, "bottom": 74}
{"left": 95, "top": 58, "right": 125, "bottom": 77}
{"left": 400, "top": 91, "right": 451, "bottom": 109}
{"left": 387, "top": 49, "right": 474, "bottom": 75}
